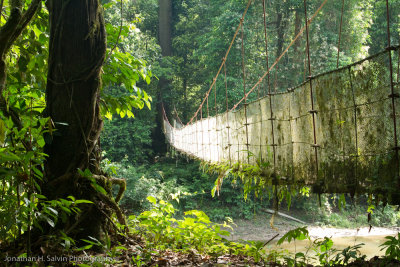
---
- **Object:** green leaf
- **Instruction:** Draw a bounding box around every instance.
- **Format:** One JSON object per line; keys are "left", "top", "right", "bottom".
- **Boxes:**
{"left": 47, "top": 207, "right": 58, "bottom": 216}
{"left": 35, "top": 194, "right": 47, "bottom": 199}
{"left": 0, "top": 151, "right": 21, "bottom": 162}
{"left": 37, "top": 137, "right": 45, "bottom": 148}
{"left": 105, "top": 111, "right": 113, "bottom": 120}
{"left": 147, "top": 195, "right": 157, "bottom": 204}
{"left": 67, "top": 195, "right": 76, "bottom": 202}
{"left": 44, "top": 215, "right": 55, "bottom": 227}
{"left": 75, "top": 199, "right": 94, "bottom": 204}
{"left": 91, "top": 183, "right": 107, "bottom": 195}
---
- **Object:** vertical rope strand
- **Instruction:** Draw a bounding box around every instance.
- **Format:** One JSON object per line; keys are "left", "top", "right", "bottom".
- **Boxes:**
{"left": 304, "top": 0, "right": 320, "bottom": 181}
{"left": 200, "top": 103, "right": 205, "bottom": 160}
{"left": 264, "top": 0, "right": 277, "bottom": 170}
{"left": 207, "top": 93, "right": 212, "bottom": 161}
{"left": 397, "top": 43, "right": 400, "bottom": 84}
{"left": 214, "top": 81, "right": 220, "bottom": 162}
{"left": 348, "top": 66, "right": 359, "bottom": 197}
{"left": 262, "top": 0, "right": 272, "bottom": 97}
{"left": 224, "top": 61, "right": 232, "bottom": 165}
{"left": 288, "top": 94, "right": 295, "bottom": 182}
{"left": 241, "top": 20, "right": 250, "bottom": 164}
{"left": 385, "top": 0, "right": 400, "bottom": 188}
{"left": 195, "top": 114, "right": 199, "bottom": 158}
{"left": 336, "top": 0, "right": 344, "bottom": 68}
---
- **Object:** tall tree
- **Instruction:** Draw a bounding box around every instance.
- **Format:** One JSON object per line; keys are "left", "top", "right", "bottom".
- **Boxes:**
{"left": 159, "top": 0, "right": 172, "bottom": 57}
{"left": 43, "top": 0, "right": 121, "bottom": 240}
{"left": 152, "top": 0, "right": 173, "bottom": 154}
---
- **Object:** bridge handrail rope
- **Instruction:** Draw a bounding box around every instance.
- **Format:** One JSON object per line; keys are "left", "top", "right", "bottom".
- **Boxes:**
{"left": 184, "top": 0, "right": 253, "bottom": 127}
{"left": 161, "top": 0, "right": 400, "bottom": 201}
{"left": 163, "top": 44, "right": 399, "bottom": 131}
{"left": 256, "top": 45, "right": 400, "bottom": 97}
{"left": 165, "top": 0, "right": 328, "bottom": 130}
{"left": 230, "top": 0, "right": 328, "bottom": 112}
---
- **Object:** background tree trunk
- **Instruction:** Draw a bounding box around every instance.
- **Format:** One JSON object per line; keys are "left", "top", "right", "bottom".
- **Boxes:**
{"left": 153, "top": 0, "right": 173, "bottom": 154}
{"left": 43, "top": 0, "right": 107, "bottom": 240}
{"left": 159, "top": 0, "right": 172, "bottom": 57}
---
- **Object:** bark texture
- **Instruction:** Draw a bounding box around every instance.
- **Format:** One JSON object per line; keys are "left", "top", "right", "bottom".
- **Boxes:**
{"left": 44, "top": 0, "right": 108, "bottom": 240}
{"left": 158, "top": 0, "right": 172, "bottom": 57}
{"left": 153, "top": 0, "right": 173, "bottom": 154}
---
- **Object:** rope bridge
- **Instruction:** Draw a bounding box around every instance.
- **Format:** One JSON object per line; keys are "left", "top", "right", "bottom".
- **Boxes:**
{"left": 162, "top": 0, "right": 400, "bottom": 203}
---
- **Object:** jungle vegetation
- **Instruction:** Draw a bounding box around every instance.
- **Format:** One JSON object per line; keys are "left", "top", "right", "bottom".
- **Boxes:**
{"left": 0, "top": 0, "right": 400, "bottom": 266}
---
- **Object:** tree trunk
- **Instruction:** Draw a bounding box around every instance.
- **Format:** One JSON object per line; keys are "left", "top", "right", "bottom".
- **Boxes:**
{"left": 293, "top": 9, "right": 302, "bottom": 53}
{"left": 153, "top": 0, "right": 173, "bottom": 154}
{"left": 43, "top": 0, "right": 108, "bottom": 240}
{"left": 158, "top": 0, "right": 172, "bottom": 57}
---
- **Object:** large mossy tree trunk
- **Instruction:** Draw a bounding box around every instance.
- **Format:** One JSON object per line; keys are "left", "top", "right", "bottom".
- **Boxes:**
{"left": 43, "top": 0, "right": 110, "bottom": 241}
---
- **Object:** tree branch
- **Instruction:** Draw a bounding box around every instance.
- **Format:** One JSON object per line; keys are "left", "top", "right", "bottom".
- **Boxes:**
{"left": 5, "top": 0, "right": 42, "bottom": 52}
{"left": 0, "top": 0, "right": 4, "bottom": 17}
{"left": 97, "top": 192, "right": 127, "bottom": 229}
{"left": 110, "top": 177, "right": 126, "bottom": 203}
{"left": 0, "top": 0, "right": 23, "bottom": 55}
{"left": 0, "top": 96, "right": 32, "bottom": 151}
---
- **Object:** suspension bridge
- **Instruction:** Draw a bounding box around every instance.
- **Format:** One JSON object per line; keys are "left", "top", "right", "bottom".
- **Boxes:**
{"left": 162, "top": 0, "right": 400, "bottom": 203}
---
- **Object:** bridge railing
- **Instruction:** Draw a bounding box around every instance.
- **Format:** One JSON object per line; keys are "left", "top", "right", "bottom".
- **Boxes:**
{"left": 163, "top": 46, "right": 400, "bottom": 201}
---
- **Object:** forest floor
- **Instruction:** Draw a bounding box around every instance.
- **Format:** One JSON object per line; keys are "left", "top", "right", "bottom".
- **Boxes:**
{"left": 3, "top": 214, "right": 399, "bottom": 266}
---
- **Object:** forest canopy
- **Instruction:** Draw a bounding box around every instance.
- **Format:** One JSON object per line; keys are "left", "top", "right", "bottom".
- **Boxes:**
{"left": 1, "top": 0, "right": 400, "bottom": 266}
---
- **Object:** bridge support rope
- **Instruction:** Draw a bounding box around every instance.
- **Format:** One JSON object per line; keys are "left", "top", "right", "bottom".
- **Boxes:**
{"left": 161, "top": 0, "right": 400, "bottom": 204}
{"left": 303, "top": 0, "right": 320, "bottom": 185}
{"left": 385, "top": 0, "right": 400, "bottom": 197}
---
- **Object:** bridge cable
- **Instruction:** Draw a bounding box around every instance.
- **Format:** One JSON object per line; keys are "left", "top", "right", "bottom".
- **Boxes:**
{"left": 201, "top": 98, "right": 205, "bottom": 160}
{"left": 262, "top": 0, "right": 276, "bottom": 170}
{"left": 241, "top": 21, "right": 250, "bottom": 164}
{"left": 303, "top": 0, "right": 320, "bottom": 189}
{"left": 385, "top": 0, "right": 400, "bottom": 189}
{"left": 262, "top": 0, "right": 271, "bottom": 98}
{"left": 214, "top": 80, "right": 220, "bottom": 162}
{"left": 224, "top": 61, "right": 232, "bottom": 165}
{"left": 230, "top": 0, "right": 328, "bottom": 111}
{"left": 397, "top": 31, "right": 400, "bottom": 87}
{"left": 207, "top": 89, "right": 212, "bottom": 161}
{"left": 348, "top": 66, "right": 359, "bottom": 198}
{"left": 185, "top": 0, "right": 253, "bottom": 127}
{"left": 336, "top": 0, "right": 346, "bottom": 194}
{"left": 173, "top": 105, "right": 183, "bottom": 125}
{"left": 336, "top": 0, "right": 344, "bottom": 69}
{"left": 195, "top": 113, "right": 199, "bottom": 160}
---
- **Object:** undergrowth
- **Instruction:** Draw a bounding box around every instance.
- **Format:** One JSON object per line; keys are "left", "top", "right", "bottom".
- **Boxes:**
{"left": 102, "top": 156, "right": 270, "bottom": 221}
{"left": 102, "top": 156, "right": 400, "bottom": 228}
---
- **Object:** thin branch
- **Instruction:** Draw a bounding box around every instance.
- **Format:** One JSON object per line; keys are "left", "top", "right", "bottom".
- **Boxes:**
{"left": 0, "top": 96, "right": 32, "bottom": 151}
{"left": 0, "top": 2, "right": 22, "bottom": 55}
{"left": 0, "top": 0, "right": 4, "bottom": 18}
{"left": 110, "top": 177, "right": 126, "bottom": 203}
{"left": 97, "top": 192, "right": 127, "bottom": 229}
{"left": 104, "top": 0, "right": 123, "bottom": 64}
{"left": 5, "top": 0, "right": 42, "bottom": 53}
